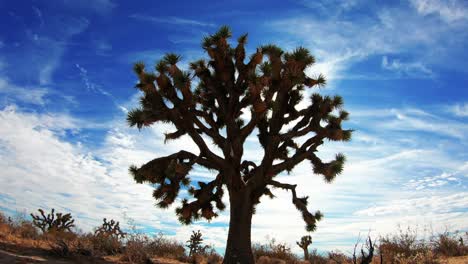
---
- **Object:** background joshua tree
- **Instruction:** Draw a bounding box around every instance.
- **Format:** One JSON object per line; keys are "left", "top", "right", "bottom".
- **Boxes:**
{"left": 30, "top": 208, "right": 75, "bottom": 233}
{"left": 94, "top": 218, "right": 126, "bottom": 239}
{"left": 186, "top": 230, "right": 204, "bottom": 257}
{"left": 128, "top": 26, "right": 351, "bottom": 264}
{"left": 297, "top": 235, "right": 312, "bottom": 260}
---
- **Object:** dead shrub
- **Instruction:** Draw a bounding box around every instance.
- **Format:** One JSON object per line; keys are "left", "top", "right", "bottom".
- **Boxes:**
{"left": 13, "top": 220, "right": 40, "bottom": 239}
{"left": 252, "top": 238, "right": 299, "bottom": 263}
{"left": 147, "top": 232, "right": 186, "bottom": 259}
{"left": 121, "top": 234, "right": 152, "bottom": 264}
{"left": 379, "top": 226, "right": 426, "bottom": 261}
{"left": 328, "top": 251, "right": 351, "bottom": 263}
{"left": 432, "top": 231, "right": 468, "bottom": 257}
{"left": 308, "top": 249, "right": 328, "bottom": 264}
{"left": 91, "top": 233, "right": 122, "bottom": 255}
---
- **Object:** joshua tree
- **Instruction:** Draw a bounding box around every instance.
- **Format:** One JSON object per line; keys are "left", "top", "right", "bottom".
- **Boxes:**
{"left": 30, "top": 208, "right": 75, "bottom": 233}
{"left": 94, "top": 218, "right": 126, "bottom": 239}
{"left": 128, "top": 26, "right": 351, "bottom": 264}
{"left": 186, "top": 230, "right": 204, "bottom": 257}
{"left": 297, "top": 235, "right": 312, "bottom": 260}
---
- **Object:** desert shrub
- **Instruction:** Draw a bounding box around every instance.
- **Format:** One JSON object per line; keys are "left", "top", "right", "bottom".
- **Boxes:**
{"left": 0, "top": 212, "right": 6, "bottom": 224}
{"left": 73, "top": 234, "right": 94, "bottom": 256}
{"left": 328, "top": 250, "right": 351, "bottom": 263}
{"left": 121, "top": 233, "right": 186, "bottom": 264}
{"left": 147, "top": 232, "right": 186, "bottom": 259}
{"left": 432, "top": 230, "right": 468, "bottom": 257}
{"left": 49, "top": 238, "right": 72, "bottom": 257}
{"left": 379, "top": 226, "right": 435, "bottom": 263}
{"left": 379, "top": 227, "right": 430, "bottom": 262}
{"left": 308, "top": 249, "right": 328, "bottom": 264}
{"left": 183, "top": 245, "right": 222, "bottom": 264}
{"left": 121, "top": 234, "right": 152, "bottom": 264}
{"left": 44, "top": 229, "right": 78, "bottom": 257}
{"left": 14, "top": 220, "right": 40, "bottom": 239}
{"left": 252, "top": 238, "right": 299, "bottom": 263}
{"left": 89, "top": 218, "right": 126, "bottom": 255}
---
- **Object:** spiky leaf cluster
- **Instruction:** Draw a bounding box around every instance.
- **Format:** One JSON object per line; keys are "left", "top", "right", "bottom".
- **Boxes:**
{"left": 128, "top": 26, "right": 351, "bottom": 231}
{"left": 30, "top": 208, "right": 75, "bottom": 233}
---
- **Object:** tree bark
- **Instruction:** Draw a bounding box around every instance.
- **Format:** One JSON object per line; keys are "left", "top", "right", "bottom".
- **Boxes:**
{"left": 303, "top": 248, "right": 309, "bottom": 261}
{"left": 223, "top": 190, "right": 255, "bottom": 264}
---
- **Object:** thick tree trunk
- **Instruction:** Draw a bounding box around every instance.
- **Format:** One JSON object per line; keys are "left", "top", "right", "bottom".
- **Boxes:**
{"left": 223, "top": 191, "right": 255, "bottom": 264}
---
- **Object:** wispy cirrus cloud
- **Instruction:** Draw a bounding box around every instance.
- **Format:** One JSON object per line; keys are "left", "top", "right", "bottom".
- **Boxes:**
{"left": 447, "top": 103, "right": 468, "bottom": 117}
{"left": 269, "top": 1, "right": 468, "bottom": 82}
{"left": 129, "top": 14, "right": 215, "bottom": 27}
{"left": 409, "top": 0, "right": 468, "bottom": 23}
{"left": 61, "top": 0, "right": 116, "bottom": 14}
{"left": 0, "top": 78, "right": 49, "bottom": 106}
{"left": 381, "top": 56, "right": 433, "bottom": 78}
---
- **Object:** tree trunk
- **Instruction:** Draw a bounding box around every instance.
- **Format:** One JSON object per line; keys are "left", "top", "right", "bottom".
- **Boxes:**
{"left": 303, "top": 248, "right": 309, "bottom": 261}
{"left": 223, "top": 191, "right": 255, "bottom": 264}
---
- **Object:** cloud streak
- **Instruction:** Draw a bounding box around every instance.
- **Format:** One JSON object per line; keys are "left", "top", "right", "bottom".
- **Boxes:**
{"left": 129, "top": 14, "right": 215, "bottom": 27}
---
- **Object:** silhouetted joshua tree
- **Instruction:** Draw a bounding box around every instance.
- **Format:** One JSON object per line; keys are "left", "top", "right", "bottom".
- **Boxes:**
{"left": 186, "top": 230, "right": 204, "bottom": 257}
{"left": 94, "top": 218, "right": 126, "bottom": 239}
{"left": 297, "top": 235, "right": 313, "bottom": 260}
{"left": 128, "top": 26, "right": 352, "bottom": 264}
{"left": 30, "top": 208, "right": 75, "bottom": 233}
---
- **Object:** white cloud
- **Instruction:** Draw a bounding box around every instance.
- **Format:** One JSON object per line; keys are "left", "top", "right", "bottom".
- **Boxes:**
{"left": 410, "top": 0, "right": 468, "bottom": 23}
{"left": 448, "top": 103, "right": 468, "bottom": 117}
{"left": 269, "top": 2, "right": 468, "bottom": 83}
{"left": 381, "top": 56, "right": 433, "bottom": 78}
{"left": 354, "top": 193, "right": 468, "bottom": 217}
{"left": 129, "top": 14, "right": 215, "bottom": 27}
{"left": 0, "top": 78, "right": 49, "bottom": 105}
{"left": 0, "top": 106, "right": 175, "bottom": 232}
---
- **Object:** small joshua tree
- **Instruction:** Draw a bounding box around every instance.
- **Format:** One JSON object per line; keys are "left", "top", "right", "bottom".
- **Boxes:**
{"left": 128, "top": 26, "right": 351, "bottom": 264}
{"left": 187, "top": 230, "right": 204, "bottom": 257}
{"left": 94, "top": 218, "right": 126, "bottom": 239}
{"left": 30, "top": 208, "right": 75, "bottom": 233}
{"left": 296, "top": 235, "right": 312, "bottom": 260}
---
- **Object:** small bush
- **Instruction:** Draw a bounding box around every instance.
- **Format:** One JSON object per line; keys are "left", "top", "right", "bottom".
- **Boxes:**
{"left": 121, "top": 234, "right": 152, "bottom": 264}
{"left": 308, "top": 249, "right": 328, "bottom": 264}
{"left": 432, "top": 231, "right": 468, "bottom": 257}
{"left": 379, "top": 226, "right": 429, "bottom": 261}
{"left": 15, "top": 220, "right": 40, "bottom": 239}
{"left": 148, "top": 232, "right": 186, "bottom": 259}
{"left": 252, "top": 238, "right": 299, "bottom": 263}
{"left": 328, "top": 251, "right": 351, "bottom": 263}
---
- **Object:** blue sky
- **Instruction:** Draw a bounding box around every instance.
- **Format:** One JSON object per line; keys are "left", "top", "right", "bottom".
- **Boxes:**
{"left": 0, "top": 0, "right": 467, "bottom": 255}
